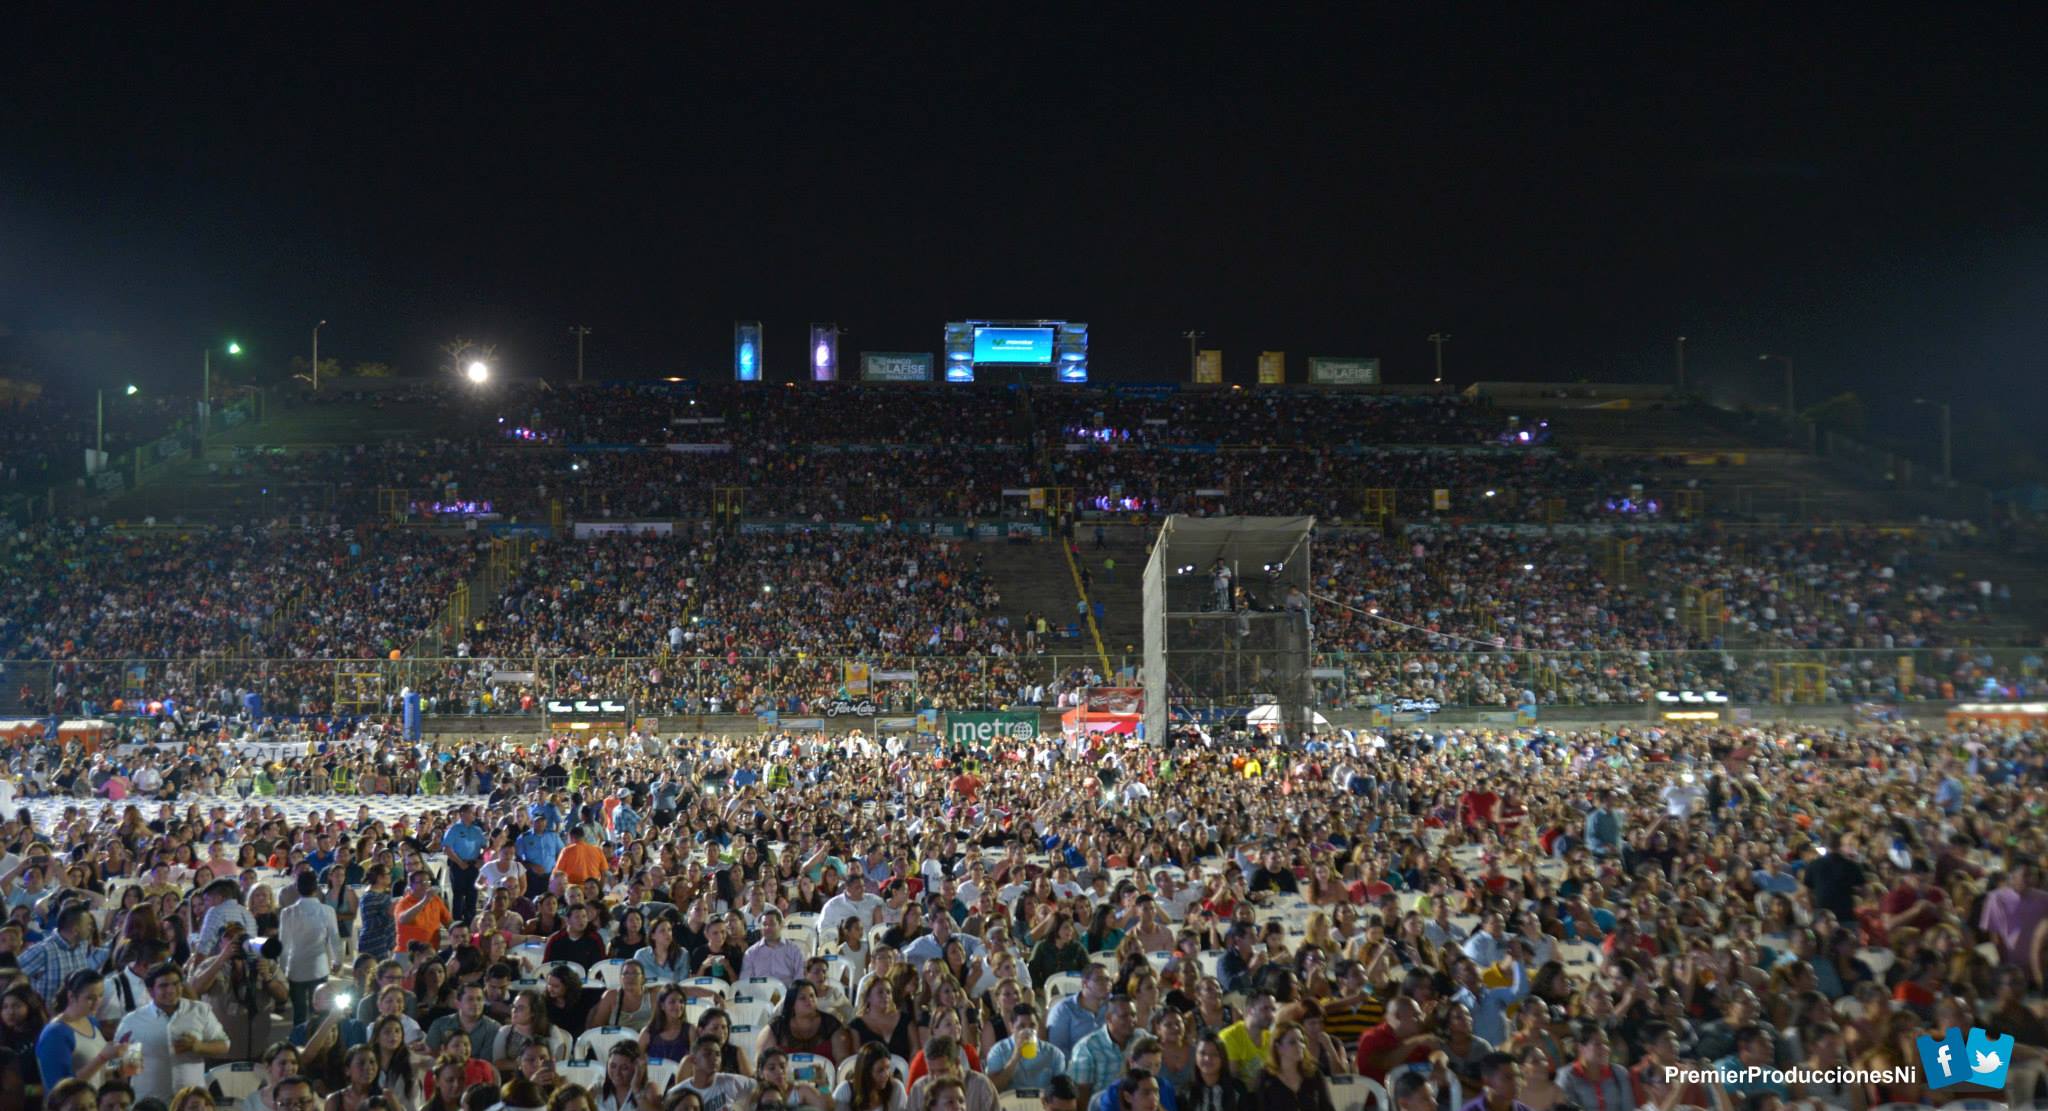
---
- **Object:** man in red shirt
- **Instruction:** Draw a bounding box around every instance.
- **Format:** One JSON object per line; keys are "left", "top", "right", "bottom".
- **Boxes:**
{"left": 950, "top": 766, "right": 982, "bottom": 803}
{"left": 1355, "top": 996, "right": 1441, "bottom": 1082}
{"left": 1873, "top": 860, "right": 1945, "bottom": 944}
{"left": 1459, "top": 784, "right": 1500, "bottom": 831}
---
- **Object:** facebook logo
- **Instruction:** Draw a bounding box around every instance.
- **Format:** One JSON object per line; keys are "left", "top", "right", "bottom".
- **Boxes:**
{"left": 1916, "top": 1026, "right": 2012, "bottom": 1091}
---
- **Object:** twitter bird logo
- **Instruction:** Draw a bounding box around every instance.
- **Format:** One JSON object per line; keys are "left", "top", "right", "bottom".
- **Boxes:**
{"left": 1967, "top": 1028, "right": 2013, "bottom": 1090}
{"left": 1921, "top": 1027, "right": 2012, "bottom": 1090}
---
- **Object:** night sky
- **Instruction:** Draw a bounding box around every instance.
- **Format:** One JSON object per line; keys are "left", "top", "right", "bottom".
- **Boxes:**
{"left": 3, "top": 9, "right": 2044, "bottom": 449}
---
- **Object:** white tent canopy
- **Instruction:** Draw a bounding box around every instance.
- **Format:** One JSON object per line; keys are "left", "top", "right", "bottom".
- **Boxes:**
{"left": 1246, "top": 704, "right": 1330, "bottom": 727}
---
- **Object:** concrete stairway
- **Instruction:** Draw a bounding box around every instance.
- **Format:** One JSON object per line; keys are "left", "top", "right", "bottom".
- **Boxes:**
{"left": 977, "top": 540, "right": 1103, "bottom": 665}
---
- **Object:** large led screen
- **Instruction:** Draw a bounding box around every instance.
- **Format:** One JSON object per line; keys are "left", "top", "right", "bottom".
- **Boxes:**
{"left": 972, "top": 326, "right": 1055, "bottom": 364}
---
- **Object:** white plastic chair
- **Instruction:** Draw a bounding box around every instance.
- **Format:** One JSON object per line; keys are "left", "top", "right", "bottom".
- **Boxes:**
{"left": 682, "top": 976, "right": 732, "bottom": 1000}
{"left": 558, "top": 1061, "right": 604, "bottom": 1090}
{"left": 1001, "top": 1091, "right": 1043, "bottom": 1111}
{"left": 1197, "top": 950, "right": 1225, "bottom": 981}
{"left": 574, "top": 1025, "right": 638, "bottom": 1063}
{"left": 1043, "top": 971, "right": 1085, "bottom": 1003}
{"left": 1087, "top": 951, "right": 1119, "bottom": 974}
{"left": 587, "top": 958, "right": 632, "bottom": 986}
{"left": 728, "top": 1024, "right": 763, "bottom": 1063}
{"left": 512, "top": 942, "right": 545, "bottom": 974}
{"left": 740, "top": 977, "right": 788, "bottom": 1007}
{"left": 543, "top": 959, "right": 590, "bottom": 983}
{"left": 785, "top": 923, "right": 819, "bottom": 955}
{"left": 208, "top": 1062, "right": 265, "bottom": 1102}
{"left": 727, "top": 998, "right": 774, "bottom": 1030}
{"left": 1327, "top": 1075, "right": 1388, "bottom": 1111}
{"left": 647, "top": 1057, "right": 680, "bottom": 1092}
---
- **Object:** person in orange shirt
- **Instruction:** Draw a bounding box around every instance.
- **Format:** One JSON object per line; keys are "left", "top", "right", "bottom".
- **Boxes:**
{"left": 395, "top": 868, "right": 453, "bottom": 951}
{"left": 553, "top": 825, "right": 609, "bottom": 886}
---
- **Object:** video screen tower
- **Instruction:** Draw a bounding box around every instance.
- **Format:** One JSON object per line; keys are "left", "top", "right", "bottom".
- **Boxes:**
{"left": 1141, "top": 516, "right": 1317, "bottom": 742}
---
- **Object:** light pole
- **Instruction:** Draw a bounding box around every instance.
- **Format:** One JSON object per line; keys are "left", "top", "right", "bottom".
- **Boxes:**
{"left": 570, "top": 325, "right": 591, "bottom": 383}
{"left": 1675, "top": 336, "right": 1687, "bottom": 394}
{"left": 1759, "top": 354, "right": 1795, "bottom": 435}
{"left": 313, "top": 320, "right": 327, "bottom": 391}
{"left": 1913, "top": 398, "right": 1952, "bottom": 483}
{"left": 95, "top": 384, "right": 138, "bottom": 464}
{"left": 1428, "top": 332, "right": 1451, "bottom": 383}
{"left": 1182, "top": 330, "right": 1203, "bottom": 383}
{"left": 202, "top": 341, "right": 241, "bottom": 438}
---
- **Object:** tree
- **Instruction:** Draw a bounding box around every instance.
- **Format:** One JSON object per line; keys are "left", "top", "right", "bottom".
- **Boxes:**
{"left": 352, "top": 361, "right": 397, "bottom": 378}
{"left": 287, "top": 355, "right": 345, "bottom": 384}
{"left": 1800, "top": 391, "right": 1866, "bottom": 436}
{"left": 441, "top": 338, "right": 498, "bottom": 377}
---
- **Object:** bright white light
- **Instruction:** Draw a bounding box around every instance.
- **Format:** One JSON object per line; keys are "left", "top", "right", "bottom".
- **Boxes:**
{"left": 1484, "top": 489, "right": 1497, "bottom": 498}
{"left": 465, "top": 360, "right": 490, "bottom": 383}
{"left": 1522, "top": 563, "right": 1535, "bottom": 571}
{"left": 815, "top": 343, "right": 832, "bottom": 367}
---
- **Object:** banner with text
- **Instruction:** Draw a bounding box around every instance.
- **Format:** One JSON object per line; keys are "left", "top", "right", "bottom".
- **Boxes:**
{"left": 860, "top": 351, "right": 935, "bottom": 382}
{"left": 947, "top": 711, "right": 1040, "bottom": 746}
{"left": 1194, "top": 349, "right": 1223, "bottom": 384}
{"left": 1307, "top": 357, "right": 1381, "bottom": 385}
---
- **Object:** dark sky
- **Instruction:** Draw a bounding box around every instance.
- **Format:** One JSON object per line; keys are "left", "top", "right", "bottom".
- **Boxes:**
{"left": 3, "top": 8, "right": 2045, "bottom": 437}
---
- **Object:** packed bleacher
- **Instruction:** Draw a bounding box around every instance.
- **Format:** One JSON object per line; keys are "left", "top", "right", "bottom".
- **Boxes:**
{"left": 199, "top": 387, "right": 1710, "bottom": 527}
{"left": 0, "top": 717, "right": 2045, "bottom": 1111}
{"left": 0, "top": 392, "right": 203, "bottom": 490}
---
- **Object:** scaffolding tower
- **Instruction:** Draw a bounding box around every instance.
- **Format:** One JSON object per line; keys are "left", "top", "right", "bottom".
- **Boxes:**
{"left": 1142, "top": 516, "right": 1316, "bottom": 743}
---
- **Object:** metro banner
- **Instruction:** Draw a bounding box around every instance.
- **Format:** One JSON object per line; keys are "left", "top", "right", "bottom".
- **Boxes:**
{"left": 947, "top": 711, "right": 1039, "bottom": 746}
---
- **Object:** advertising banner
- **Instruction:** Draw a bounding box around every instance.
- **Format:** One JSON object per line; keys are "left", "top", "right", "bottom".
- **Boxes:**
{"left": 1258, "top": 351, "right": 1286, "bottom": 385}
{"left": 947, "top": 711, "right": 1040, "bottom": 746}
{"left": 1194, "top": 349, "right": 1223, "bottom": 384}
{"left": 1307, "top": 357, "right": 1381, "bottom": 385}
{"left": 842, "top": 661, "right": 871, "bottom": 698}
{"left": 860, "top": 352, "right": 934, "bottom": 382}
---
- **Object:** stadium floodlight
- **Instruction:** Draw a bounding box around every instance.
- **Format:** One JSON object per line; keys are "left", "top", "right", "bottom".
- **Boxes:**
{"left": 124, "top": 384, "right": 139, "bottom": 396}
{"left": 226, "top": 341, "right": 242, "bottom": 355}
{"left": 465, "top": 360, "right": 491, "bottom": 384}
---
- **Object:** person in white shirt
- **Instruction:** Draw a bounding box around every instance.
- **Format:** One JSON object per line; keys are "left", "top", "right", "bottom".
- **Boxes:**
{"left": 115, "top": 962, "right": 230, "bottom": 1103}
{"left": 194, "top": 879, "right": 258, "bottom": 956}
{"left": 478, "top": 844, "right": 524, "bottom": 897}
{"left": 671, "top": 1035, "right": 757, "bottom": 1111}
{"left": 97, "top": 939, "right": 168, "bottom": 1032}
{"left": 817, "top": 873, "right": 886, "bottom": 938}
{"left": 278, "top": 871, "right": 342, "bottom": 1030}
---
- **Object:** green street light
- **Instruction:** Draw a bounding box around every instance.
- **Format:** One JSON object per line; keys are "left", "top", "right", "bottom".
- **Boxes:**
{"left": 124, "top": 384, "right": 138, "bottom": 396}
{"left": 226, "top": 341, "right": 242, "bottom": 355}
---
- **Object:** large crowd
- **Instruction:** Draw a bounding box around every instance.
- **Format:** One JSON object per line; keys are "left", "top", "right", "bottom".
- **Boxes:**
{"left": 180, "top": 388, "right": 1728, "bottom": 527}
{"left": 0, "top": 512, "right": 2036, "bottom": 722}
{"left": 0, "top": 715, "right": 2042, "bottom": 1111}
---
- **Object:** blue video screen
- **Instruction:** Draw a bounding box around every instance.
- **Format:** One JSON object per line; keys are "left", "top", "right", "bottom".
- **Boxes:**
{"left": 973, "top": 326, "right": 1055, "bottom": 364}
